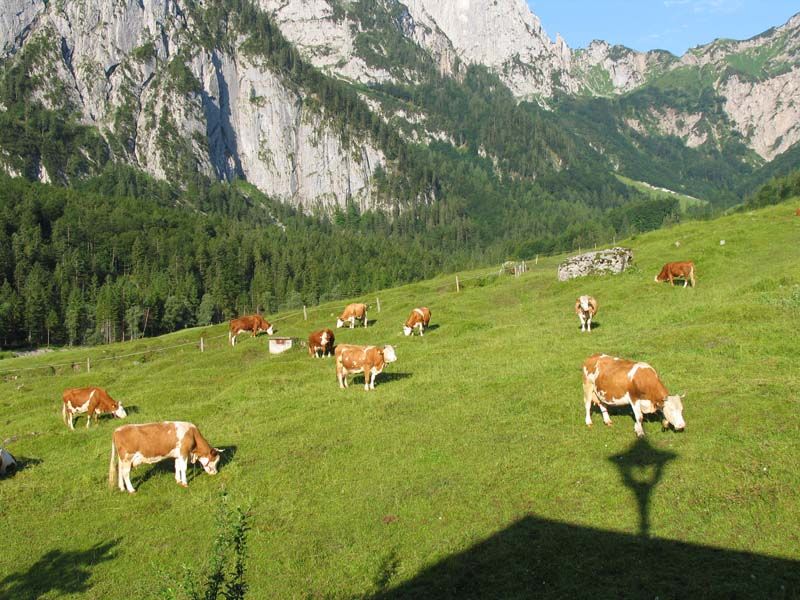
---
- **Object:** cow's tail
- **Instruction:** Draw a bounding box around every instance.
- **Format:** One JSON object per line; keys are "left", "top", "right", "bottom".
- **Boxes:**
{"left": 61, "top": 402, "right": 67, "bottom": 426}
{"left": 690, "top": 264, "right": 697, "bottom": 287}
{"left": 108, "top": 440, "right": 118, "bottom": 489}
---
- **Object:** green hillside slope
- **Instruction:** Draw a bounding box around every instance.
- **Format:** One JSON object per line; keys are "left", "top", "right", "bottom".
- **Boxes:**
{"left": 1, "top": 201, "right": 799, "bottom": 598}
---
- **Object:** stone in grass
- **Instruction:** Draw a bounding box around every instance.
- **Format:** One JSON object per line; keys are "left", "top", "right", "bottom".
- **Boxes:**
{"left": 557, "top": 247, "right": 634, "bottom": 282}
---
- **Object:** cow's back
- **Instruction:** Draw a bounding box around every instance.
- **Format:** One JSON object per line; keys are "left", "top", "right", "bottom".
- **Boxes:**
{"left": 113, "top": 422, "right": 180, "bottom": 458}
{"left": 585, "top": 354, "right": 668, "bottom": 404}
{"left": 336, "top": 344, "right": 366, "bottom": 368}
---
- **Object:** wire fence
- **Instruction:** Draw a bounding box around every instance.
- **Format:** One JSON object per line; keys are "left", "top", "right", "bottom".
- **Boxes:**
{"left": 0, "top": 243, "right": 619, "bottom": 381}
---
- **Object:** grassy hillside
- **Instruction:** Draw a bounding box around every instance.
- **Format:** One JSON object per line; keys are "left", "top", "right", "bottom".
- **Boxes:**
{"left": 1, "top": 202, "right": 799, "bottom": 599}
{"left": 616, "top": 174, "right": 709, "bottom": 212}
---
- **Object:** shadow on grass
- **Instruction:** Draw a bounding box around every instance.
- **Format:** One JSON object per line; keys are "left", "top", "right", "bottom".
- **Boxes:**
{"left": 346, "top": 372, "right": 412, "bottom": 387}
{"left": 0, "top": 539, "right": 118, "bottom": 600}
{"left": 577, "top": 320, "right": 601, "bottom": 330}
{"left": 368, "top": 437, "right": 800, "bottom": 599}
{"left": 1, "top": 455, "right": 42, "bottom": 477}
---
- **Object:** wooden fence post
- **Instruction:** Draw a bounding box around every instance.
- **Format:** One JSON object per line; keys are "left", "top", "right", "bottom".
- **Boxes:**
{"left": 200, "top": 337, "right": 205, "bottom": 353}
{"left": 456, "top": 276, "right": 460, "bottom": 292}
{"left": 86, "top": 357, "right": 91, "bottom": 373}
{"left": 376, "top": 297, "right": 381, "bottom": 312}
{"left": 535, "top": 254, "right": 539, "bottom": 265}
{"left": 303, "top": 305, "right": 308, "bottom": 321}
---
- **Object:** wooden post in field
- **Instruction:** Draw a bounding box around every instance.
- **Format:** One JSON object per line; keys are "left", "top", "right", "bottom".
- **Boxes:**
{"left": 535, "top": 254, "right": 539, "bottom": 265}
{"left": 86, "top": 357, "right": 91, "bottom": 373}
{"left": 376, "top": 297, "right": 381, "bottom": 312}
{"left": 456, "top": 276, "right": 460, "bottom": 292}
{"left": 200, "top": 337, "right": 205, "bottom": 353}
{"left": 303, "top": 305, "right": 308, "bottom": 321}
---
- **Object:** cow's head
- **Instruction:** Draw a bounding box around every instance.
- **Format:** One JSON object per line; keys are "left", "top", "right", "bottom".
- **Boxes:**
{"left": 661, "top": 394, "right": 686, "bottom": 431}
{"left": 336, "top": 318, "right": 345, "bottom": 328}
{"left": 403, "top": 325, "right": 413, "bottom": 336}
{"left": 194, "top": 448, "right": 223, "bottom": 475}
{"left": 266, "top": 323, "right": 275, "bottom": 335}
{"left": 113, "top": 403, "right": 127, "bottom": 419}
{"left": 579, "top": 296, "right": 590, "bottom": 311}
{"left": 383, "top": 345, "right": 397, "bottom": 363}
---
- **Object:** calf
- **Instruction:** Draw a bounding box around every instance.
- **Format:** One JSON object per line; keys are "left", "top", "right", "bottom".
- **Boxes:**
{"left": 109, "top": 421, "right": 222, "bottom": 493}
{"left": 62, "top": 387, "right": 127, "bottom": 430}
{"left": 655, "top": 261, "right": 696, "bottom": 287}
{"left": 335, "top": 344, "right": 397, "bottom": 391}
{"left": 336, "top": 303, "right": 368, "bottom": 329}
{"left": 308, "top": 328, "right": 335, "bottom": 358}
{"left": 403, "top": 307, "right": 431, "bottom": 336}
{"left": 582, "top": 353, "right": 686, "bottom": 438}
{"left": 575, "top": 296, "right": 598, "bottom": 332}
{"left": 0, "top": 448, "right": 16, "bottom": 476}
{"left": 229, "top": 314, "right": 274, "bottom": 346}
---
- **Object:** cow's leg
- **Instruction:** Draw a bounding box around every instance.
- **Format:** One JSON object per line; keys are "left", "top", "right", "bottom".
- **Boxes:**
{"left": 587, "top": 313, "right": 593, "bottom": 332}
{"left": 67, "top": 407, "right": 75, "bottom": 430}
{"left": 418, "top": 323, "right": 424, "bottom": 336}
{"left": 337, "top": 364, "right": 347, "bottom": 389}
{"left": 598, "top": 402, "right": 612, "bottom": 426}
{"left": 683, "top": 278, "right": 688, "bottom": 288}
{"left": 175, "top": 457, "right": 188, "bottom": 488}
{"left": 583, "top": 381, "right": 594, "bottom": 426}
{"left": 364, "top": 312, "right": 368, "bottom": 328}
{"left": 629, "top": 399, "right": 645, "bottom": 437}
{"left": 366, "top": 368, "right": 374, "bottom": 391}
{"left": 120, "top": 460, "right": 136, "bottom": 493}
{"left": 579, "top": 313, "right": 586, "bottom": 332}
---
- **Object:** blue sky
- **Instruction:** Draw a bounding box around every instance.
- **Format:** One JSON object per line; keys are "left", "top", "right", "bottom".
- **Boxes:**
{"left": 527, "top": 1, "right": 799, "bottom": 55}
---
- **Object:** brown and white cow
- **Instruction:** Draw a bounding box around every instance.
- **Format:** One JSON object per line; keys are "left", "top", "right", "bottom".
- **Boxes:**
{"left": 655, "top": 261, "right": 696, "bottom": 288}
{"left": 582, "top": 354, "right": 686, "bottom": 438}
{"left": 403, "top": 307, "right": 431, "bottom": 336}
{"left": 62, "top": 387, "right": 127, "bottom": 430}
{"left": 335, "top": 344, "right": 397, "bottom": 391}
{"left": 229, "top": 314, "right": 274, "bottom": 346}
{"left": 575, "top": 296, "right": 598, "bottom": 333}
{"left": 308, "top": 328, "right": 335, "bottom": 358}
{"left": 108, "top": 421, "right": 222, "bottom": 493}
{"left": 336, "top": 303, "right": 368, "bottom": 329}
{"left": 0, "top": 448, "right": 16, "bottom": 476}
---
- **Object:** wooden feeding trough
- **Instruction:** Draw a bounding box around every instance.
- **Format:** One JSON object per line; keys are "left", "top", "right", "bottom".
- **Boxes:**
{"left": 268, "top": 337, "right": 294, "bottom": 355}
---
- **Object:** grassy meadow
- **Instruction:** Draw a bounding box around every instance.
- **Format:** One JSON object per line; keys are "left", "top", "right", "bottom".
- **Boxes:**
{"left": 1, "top": 202, "right": 799, "bottom": 599}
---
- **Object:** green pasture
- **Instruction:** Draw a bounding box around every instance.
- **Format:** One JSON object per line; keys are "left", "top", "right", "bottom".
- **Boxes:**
{"left": 1, "top": 202, "right": 799, "bottom": 598}
{"left": 616, "top": 174, "right": 709, "bottom": 211}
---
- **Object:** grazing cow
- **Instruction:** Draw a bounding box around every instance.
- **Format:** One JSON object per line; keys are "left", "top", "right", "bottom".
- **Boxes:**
{"left": 575, "top": 296, "right": 598, "bottom": 333}
{"left": 582, "top": 353, "right": 686, "bottom": 438}
{"left": 336, "top": 303, "right": 368, "bottom": 329}
{"left": 308, "top": 328, "right": 335, "bottom": 358}
{"left": 62, "top": 387, "right": 127, "bottom": 430}
{"left": 403, "top": 307, "right": 431, "bottom": 336}
{"left": 109, "top": 421, "right": 222, "bottom": 493}
{"left": 655, "top": 261, "right": 696, "bottom": 287}
{"left": 335, "top": 344, "right": 397, "bottom": 391}
{"left": 0, "top": 448, "right": 16, "bottom": 476}
{"left": 229, "top": 314, "right": 274, "bottom": 346}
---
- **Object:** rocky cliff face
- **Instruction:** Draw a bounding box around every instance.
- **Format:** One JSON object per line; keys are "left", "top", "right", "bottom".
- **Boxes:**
{"left": 0, "top": 0, "right": 385, "bottom": 210}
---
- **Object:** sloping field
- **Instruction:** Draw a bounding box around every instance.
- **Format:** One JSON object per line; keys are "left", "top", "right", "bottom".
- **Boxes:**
{"left": 1, "top": 203, "right": 799, "bottom": 599}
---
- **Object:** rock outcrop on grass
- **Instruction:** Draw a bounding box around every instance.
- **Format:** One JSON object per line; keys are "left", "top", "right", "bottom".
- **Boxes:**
{"left": 557, "top": 247, "right": 633, "bottom": 281}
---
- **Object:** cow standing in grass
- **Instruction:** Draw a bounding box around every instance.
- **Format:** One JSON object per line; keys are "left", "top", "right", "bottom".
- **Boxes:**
{"left": 335, "top": 344, "right": 396, "bottom": 391}
{"left": 109, "top": 421, "right": 221, "bottom": 493}
{"left": 337, "top": 303, "right": 368, "bottom": 329}
{"left": 655, "top": 261, "right": 696, "bottom": 287}
{"left": 229, "top": 314, "right": 274, "bottom": 346}
{"left": 575, "top": 296, "right": 598, "bottom": 332}
{"left": 308, "top": 328, "right": 335, "bottom": 357}
{"left": 582, "top": 353, "right": 686, "bottom": 438}
{"left": 403, "top": 307, "right": 431, "bottom": 336}
{"left": 62, "top": 387, "right": 127, "bottom": 430}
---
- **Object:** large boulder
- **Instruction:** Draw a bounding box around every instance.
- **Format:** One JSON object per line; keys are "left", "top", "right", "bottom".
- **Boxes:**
{"left": 557, "top": 247, "right": 633, "bottom": 281}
